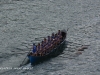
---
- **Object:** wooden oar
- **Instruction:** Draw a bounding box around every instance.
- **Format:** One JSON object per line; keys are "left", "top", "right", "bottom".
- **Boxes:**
{"left": 67, "top": 28, "right": 69, "bottom": 32}
{"left": 68, "top": 41, "right": 90, "bottom": 46}
{"left": 11, "top": 51, "right": 29, "bottom": 54}
{"left": 20, "top": 48, "right": 32, "bottom": 67}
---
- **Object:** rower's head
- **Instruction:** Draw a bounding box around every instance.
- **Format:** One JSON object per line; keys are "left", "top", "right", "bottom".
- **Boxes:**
{"left": 41, "top": 40, "right": 44, "bottom": 44}
{"left": 40, "top": 43, "right": 42, "bottom": 47}
{"left": 33, "top": 43, "right": 35, "bottom": 46}
{"left": 48, "top": 36, "right": 50, "bottom": 40}
{"left": 44, "top": 38, "right": 46, "bottom": 41}
{"left": 55, "top": 33, "right": 57, "bottom": 37}
{"left": 52, "top": 33, "right": 54, "bottom": 36}
{"left": 58, "top": 30, "right": 61, "bottom": 35}
{"left": 38, "top": 43, "right": 40, "bottom": 46}
{"left": 48, "top": 36, "right": 50, "bottom": 38}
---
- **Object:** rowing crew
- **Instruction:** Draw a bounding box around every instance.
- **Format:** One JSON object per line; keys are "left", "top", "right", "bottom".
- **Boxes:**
{"left": 32, "top": 30, "right": 62, "bottom": 56}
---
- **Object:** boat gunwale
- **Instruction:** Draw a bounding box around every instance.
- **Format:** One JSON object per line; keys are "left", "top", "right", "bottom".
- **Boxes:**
{"left": 28, "top": 31, "right": 66, "bottom": 57}
{"left": 32, "top": 39, "right": 66, "bottom": 57}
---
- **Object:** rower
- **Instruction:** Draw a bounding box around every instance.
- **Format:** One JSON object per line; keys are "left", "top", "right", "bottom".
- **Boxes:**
{"left": 37, "top": 43, "right": 40, "bottom": 51}
{"left": 36, "top": 43, "right": 43, "bottom": 56}
{"left": 40, "top": 43, "right": 43, "bottom": 51}
{"left": 51, "top": 33, "right": 55, "bottom": 39}
{"left": 47, "top": 36, "right": 51, "bottom": 45}
{"left": 32, "top": 43, "right": 37, "bottom": 53}
{"left": 54, "top": 33, "right": 58, "bottom": 46}
{"left": 41, "top": 40, "right": 44, "bottom": 48}
{"left": 48, "top": 36, "right": 51, "bottom": 42}
{"left": 58, "top": 30, "right": 61, "bottom": 35}
{"left": 44, "top": 38, "right": 47, "bottom": 46}
{"left": 57, "top": 30, "right": 62, "bottom": 42}
{"left": 40, "top": 38, "right": 47, "bottom": 53}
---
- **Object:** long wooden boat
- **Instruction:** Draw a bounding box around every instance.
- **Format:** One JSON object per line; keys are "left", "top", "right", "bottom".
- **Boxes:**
{"left": 27, "top": 30, "right": 67, "bottom": 65}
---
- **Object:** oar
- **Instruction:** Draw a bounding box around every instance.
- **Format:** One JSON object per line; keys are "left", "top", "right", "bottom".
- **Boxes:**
{"left": 67, "top": 28, "right": 69, "bottom": 32}
{"left": 20, "top": 47, "right": 32, "bottom": 67}
{"left": 11, "top": 51, "right": 29, "bottom": 54}
{"left": 68, "top": 41, "right": 90, "bottom": 46}
{"left": 66, "top": 28, "right": 69, "bottom": 35}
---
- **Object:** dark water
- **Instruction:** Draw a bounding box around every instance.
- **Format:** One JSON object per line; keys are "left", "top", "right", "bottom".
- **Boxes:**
{"left": 0, "top": 0, "right": 100, "bottom": 75}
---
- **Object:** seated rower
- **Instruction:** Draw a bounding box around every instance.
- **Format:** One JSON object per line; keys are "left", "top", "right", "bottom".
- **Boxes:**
{"left": 47, "top": 36, "right": 51, "bottom": 45}
{"left": 40, "top": 43, "right": 43, "bottom": 51}
{"left": 39, "top": 38, "right": 47, "bottom": 53}
{"left": 50, "top": 43, "right": 53, "bottom": 49}
{"left": 57, "top": 30, "right": 63, "bottom": 42}
{"left": 58, "top": 30, "right": 61, "bottom": 35}
{"left": 51, "top": 33, "right": 55, "bottom": 40}
{"left": 41, "top": 40, "right": 44, "bottom": 48}
{"left": 42, "top": 48, "right": 46, "bottom": 55}
{"left": 36, "top": 43, "right": 43, "bottom": 56}
{"left": 41, "top": 36, "right": 52, "bottom": 53}
{"left": 54, "top": 33, "right": 58, "bottom": 46}
{"left": 51, "top": 38, "right": 55, "bottom": 48}
{"left": 51, "top": 33, "right": 55, "bottom": 45}
{"left": 59, "top": 34, "right": 63, "bottom": 41}
{"left": 47, "top": 36, "right": 51, "bottom": 42}
{"left": 56, "top": 33, "right": 61, "bottom": 44}
{"left": 32, "top": 43, "right": 37, "bottom": 53}
{"left": 44, "top": 45, "right": 48, "bottom": 52}
{"left": 37, "top": 43, "right": 40, "bottom": 52}
{"left": 44, "top": 38, "right": 47, "bottom": 46}
{"left": 38, "top": 44, "right": 43, "bottom": 56}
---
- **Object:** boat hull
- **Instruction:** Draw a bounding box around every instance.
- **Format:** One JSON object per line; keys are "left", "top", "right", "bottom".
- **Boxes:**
{"left": 28, "top": 40, "right": 66, "bottom": 65}
{"left": 28, "top": 30, "right": 67, "bottom": 65}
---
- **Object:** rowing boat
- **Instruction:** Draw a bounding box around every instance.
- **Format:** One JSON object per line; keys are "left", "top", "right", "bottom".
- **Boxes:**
{"left": 27, "top": 30, "right": 67, "bottom": 65}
